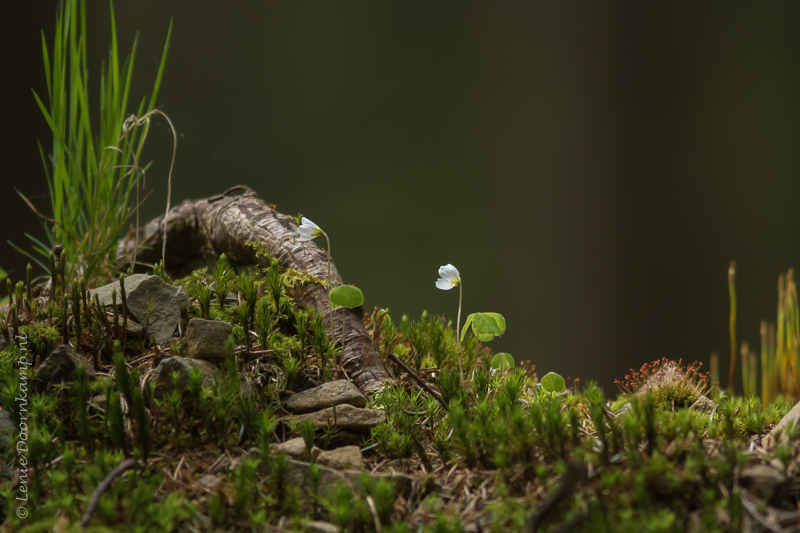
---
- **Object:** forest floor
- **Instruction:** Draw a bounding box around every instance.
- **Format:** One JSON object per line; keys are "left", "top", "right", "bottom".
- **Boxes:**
{"left": 2, "top": 253, "right": 800, "bottom": 533}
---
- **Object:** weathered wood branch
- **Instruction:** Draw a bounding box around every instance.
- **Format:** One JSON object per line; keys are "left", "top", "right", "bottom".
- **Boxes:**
{"left": 119, "top": 186, "right": 393, "bottom": 394}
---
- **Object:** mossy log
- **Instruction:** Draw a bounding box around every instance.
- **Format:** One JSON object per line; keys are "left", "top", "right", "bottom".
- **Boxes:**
{"left": 118, "top": 186, "right": 393, "bottom": 394}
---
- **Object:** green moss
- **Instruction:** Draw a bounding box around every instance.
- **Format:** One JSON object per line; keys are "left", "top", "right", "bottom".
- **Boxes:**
{"left": 0, "top": 343, "right": 23, "bottom": 365}
{"left": 609, "top": 394, "right": 630, "bottom": 412}
{"left": 269, "top": 331, "right": 302, "bottom": 358}
{"left": 18, "top": 322, "right": 59, "bottom": 356}
{"left": 281, "top": 268, "right": 324, "bottom": 290}
{"left": 651, "top": 382, "right": 702, "bottom": 411}
{"left": 12, "top": 271, "right": 800, "bottom": 532}
{"left": 232, "top": 324, "right": 246, "bottom": 345}
{"left": 0, "top": 323, "right": 60, "bottom": 364}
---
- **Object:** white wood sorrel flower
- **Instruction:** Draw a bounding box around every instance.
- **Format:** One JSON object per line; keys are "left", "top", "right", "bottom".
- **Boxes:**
{"left": 297, "top": 216, "right": 333, "bottom": 327}
{"left": 435, "top": 264, "right": 461, "bottom": 290}
{"left": 297, "top": 217, "right": 324, "bottom": 241}
{"left": 436, "top": 263, "right": 464, "bottom": 379}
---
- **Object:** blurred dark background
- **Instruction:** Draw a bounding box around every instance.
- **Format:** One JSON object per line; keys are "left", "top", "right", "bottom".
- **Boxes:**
{"left": 3, "top": 2, "right": 800, "bottom": 395}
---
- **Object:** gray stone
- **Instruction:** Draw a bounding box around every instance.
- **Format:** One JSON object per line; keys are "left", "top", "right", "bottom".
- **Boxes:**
{"left": 35, "top": 344, "right": 96, "bottom": 391}
{"left": 316, "top": 445, "right": 362, "bottom": 470}
{"left": 0, "top": 410, "right": 18, "bottom": 452}
{"left": 150, "top": 356, "right": 219, "bottom": 397}
{"left": 91, "top": 274, "right": 190, "bottom": 344}
{"left": 286, "top": 459, "right": 412, "bottom": 498}
{"left": 741, "top": 464, "right": 786, "bottom": 502}
{"left": 91, "top": 274, "right": 149, "bottom": 306}
{"left": 280, "top": 403, "right": 385, "bottom": 432}
{"left": 185, "top": 319, "right": 232, "bottom": 362}
{"left": 196, "top": 474, "right": 221, "bottom": 493}
{"left": 310, "top": 446, "right": 323, "bottom": 461}
{"left": 281, "top": 380, "right": 367, "bottom": 414}
{"left": 690, "top": 395, "right": 717, "bottom": 415}
{"left": 764, "top": 401, "right": 800, "bottom": 448}
{"left": 125, "top": 320, "right": 144, "bottom": 341}
{"left": 276, "top": 437, "right": 308, "bottom": 458}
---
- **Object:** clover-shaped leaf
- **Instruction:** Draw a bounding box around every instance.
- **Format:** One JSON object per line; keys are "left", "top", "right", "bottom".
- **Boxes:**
{"left": 461, "top": 312, "right": 506, "bottom": 342}
{"left": 491, "top": 352, "right": 515, "bottom": 371}
{"left": 329, "top": 285, "right": 364, "bottom": 309}
{"left": 541, "top": 372, "right": 566, "bottom": 394}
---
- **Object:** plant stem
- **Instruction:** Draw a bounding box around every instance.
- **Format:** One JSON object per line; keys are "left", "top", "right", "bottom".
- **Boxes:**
{"left": 457, "top": 282, "right": 463, "bottom": 381}
{"left": 728, "top": 261, "right": 736, "bottom": 393}
{"left": 323, "top": 231, "right": 332, "bottom": 327}
{"left": 341, "top": 306, "right": 346, "bottom": 369}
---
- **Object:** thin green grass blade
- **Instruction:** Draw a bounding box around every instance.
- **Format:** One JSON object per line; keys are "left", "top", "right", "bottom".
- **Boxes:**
{"left": 32, "top": 90, "right": 59, "bottom": 136}
{"left": 25, "top": 232, "right": 53, "bottom": 253}
{"left": 119, "top": 33, "right": 139, "bottom": 126}
{"left": 41, "top": 31, "right": 52, "bottom": 102}
{"left": 148, "top": 19, "right": 173, "bottom": 112}
{"left": 8, "top": 241, "right": 50, "bottom": 272}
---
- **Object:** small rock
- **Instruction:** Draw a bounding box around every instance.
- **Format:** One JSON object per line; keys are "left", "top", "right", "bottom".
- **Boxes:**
{"left": 316, "top": 445, "right": 362, "bottom": 470}
{"left": 310, "top": 447, "right": 323, "bottom": 461}
{"left": 196, "top": 474, "right": 221, "bottom": 492}
{"left": 125, "top": 320, "right": 145, "bottom": 341}
{"left": 150, "top": 356, "right": 219, "bottom": 397}
{"left": 281, "top": 380, "right": 367, "bottom": 414}
{"left": 0, "top": 410, "right": 19, "bottom": 452}
{"left": 91, "top": 274, "right": 190, "bottom": 344}
{"left": 185, "top": 319, "right": 233, "bottom": 362}
{"left": 280, "top": 404, "right": 386, "bottom": 432}
{"left": 690, "top": 395, "right": 717, "bottom": 415}
{"left": 764, "top": 401, "right": 800, "bottom": 447}
{"left": 35, "top": 344, "right": 96, "bottom": 391}
{"left": 286, "top": 459, "right": 412, "bottom": 498}
{"left": 91, "top": 274, "right": 149, "bottom": 307}
{"left": 276, "top": 437, "right": 309, "bottom": 458}
{"left": 741, "top": 464, "right": 786, "bottom": 502}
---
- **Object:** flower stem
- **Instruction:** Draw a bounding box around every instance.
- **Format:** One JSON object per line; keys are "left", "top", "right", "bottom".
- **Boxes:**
{"left": 456, "top": 282, "right": 463, "bottom": 381}
{"left": 323, "top": 231, "right": 332, "bottom": 327}
{"left": 341, "top": 306, "right": 346, "bottom": 370}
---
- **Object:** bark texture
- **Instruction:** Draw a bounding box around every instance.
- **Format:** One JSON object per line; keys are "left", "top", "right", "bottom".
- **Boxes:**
{"left": 120, "top": 186, "right": 392, "bottom": 394}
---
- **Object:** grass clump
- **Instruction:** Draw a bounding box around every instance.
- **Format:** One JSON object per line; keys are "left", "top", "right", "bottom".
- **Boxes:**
{"left": 12, "top": 0, "right": 172, "bottom": 283}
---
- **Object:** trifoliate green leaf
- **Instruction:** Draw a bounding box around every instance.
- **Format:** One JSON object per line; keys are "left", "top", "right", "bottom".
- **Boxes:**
{"left": 461, "top": 312, "right": 506, "bottom": 342}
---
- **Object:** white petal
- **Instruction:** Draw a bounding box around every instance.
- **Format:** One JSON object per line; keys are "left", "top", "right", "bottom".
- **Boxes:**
{"left": 297, "top": 226, "right": 315, "bottom": 241}
{"left": 445, "top": 264, "right": 460, "bottom": 278}
{"left": 436, "top": 278, "right": 454, "bottom": 290}
{"left": 300, "top": 217, "right": 320, "bottom": 229}
{"left": 438, "top": 264, "right": 460, "bottom": 282}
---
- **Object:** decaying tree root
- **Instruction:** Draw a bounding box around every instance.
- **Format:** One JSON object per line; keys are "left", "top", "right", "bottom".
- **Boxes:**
{"left": 119, "top": 186, "right": 393, "bottom": 394}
